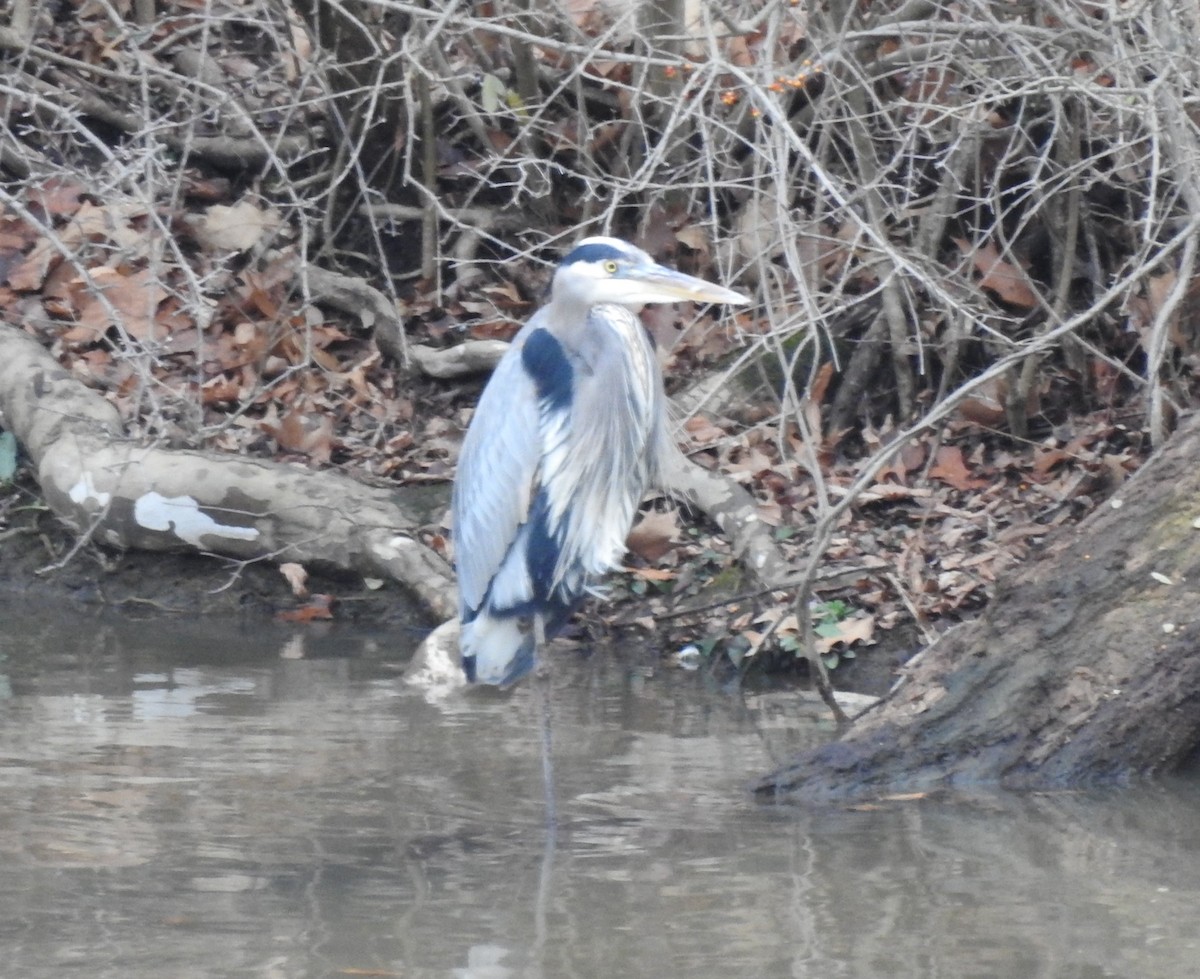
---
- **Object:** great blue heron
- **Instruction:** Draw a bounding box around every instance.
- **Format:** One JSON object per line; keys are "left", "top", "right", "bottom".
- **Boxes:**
{"left": 452, "top": 236, "right": 750, "bottom": 685}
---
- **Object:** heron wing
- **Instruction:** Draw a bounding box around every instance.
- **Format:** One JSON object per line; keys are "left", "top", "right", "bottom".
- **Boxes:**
{"left": 451, "top": 321, "right": 543, "bottom": 619}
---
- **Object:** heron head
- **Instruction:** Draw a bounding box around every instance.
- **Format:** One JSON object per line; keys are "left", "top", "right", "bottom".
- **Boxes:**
{"left": 551, "top": 236, "right": 750, "bottom": 311}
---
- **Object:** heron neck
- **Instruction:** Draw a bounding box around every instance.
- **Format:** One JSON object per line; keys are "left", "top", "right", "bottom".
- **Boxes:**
{"left": 547, "top": 294, "right": 645, "bottom": 335}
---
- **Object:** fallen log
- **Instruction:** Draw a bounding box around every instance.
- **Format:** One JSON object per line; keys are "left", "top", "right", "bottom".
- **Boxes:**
{"left": 0, "top": 324, "right": 454, "bottom": 619}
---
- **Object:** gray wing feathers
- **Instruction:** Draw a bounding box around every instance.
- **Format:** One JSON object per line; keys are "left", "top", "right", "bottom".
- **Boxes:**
{"left": 451, "top": 329, "right": 542, "bottom": 616}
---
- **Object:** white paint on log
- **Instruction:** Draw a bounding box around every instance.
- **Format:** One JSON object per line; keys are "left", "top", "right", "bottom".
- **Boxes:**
{"left": 134, "top": 491, "right": 260, "bottom": 547}
{"left": 374, "top": 535, "right": 414, "bottom": 559}
{"left": 68, "top": 472, "right": 112, "bottom": 508}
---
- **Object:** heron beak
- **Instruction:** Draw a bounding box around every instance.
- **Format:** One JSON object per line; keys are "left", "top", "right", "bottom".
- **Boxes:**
{"left": 635, "top": 264, "right": 751, "bottom": 306}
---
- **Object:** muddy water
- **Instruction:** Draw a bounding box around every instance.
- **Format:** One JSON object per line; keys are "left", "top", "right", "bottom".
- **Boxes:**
{"left": 1, "top": 598, "right": 1199, "bottom": 978}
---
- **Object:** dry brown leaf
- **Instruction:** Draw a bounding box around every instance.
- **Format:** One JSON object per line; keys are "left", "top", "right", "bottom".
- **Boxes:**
{"left": 71, "top": 267, "right": 169, "bottom": 343}
{"left": 1138, "top": 271, "right": 1191, "bottom": 352}
{"left": 674, "top": 225, "right": 710, "bottom": 255}
{"left": 275, "top": 594, "right": 334, "bottom": 623}
{"left": 856, "top": 484, "right": 933, "bottom": 502}
{"left": 814, "top": 615, "right": 876, "bottom": 654}
{"left": 262, "top": 407, "right": 335, "bottom": 463}
{"left": 0, "top": 221, "right": 33, "bottom": 255}
{"left": 953, "top": 237, "right": 1038, "bottom": 308}
{"left": 182, "top": 175, "right": 232, "bottom": 202}
{"left": 725, "top": 446, "right": 773, "bottom": 478}
{"left": 628, "top": 567, "right": 676, "bottom": 582}
{"left": 1031, "top": 447, "right": 1071, "bottom": 478}
{"left": 231, "top": 320, "right": 272, "bottom": 365}
{"left": 809, "top": 360, "right": 835, "bottom": 407}
{"left": 7, "top": 238, "right": 56, "bottom": 291}
{"left": 27, "top": 178, "right": 85, "bottom": 217}
{"left": 626, "top": 508, "right": 679, "bottom": 562}
{"left": 929, "top": 445, "right": 988, "bottom": 491}
{"left": 683, "top": 414, "right": 726, "bottom": 445}
{"left": 481, "top": 281, "right": 527, "bottom": 308}
{"left": 200, "top": 375, "right": 240, "bottom": 405}
{"left": 756, "top": 496, "right": 783, "bottom": 526}
{"left": 59, "top": 200, "right": 148, "bottom": 253}
{"left": 957, "top": 375, "right": 1009, "bottom": 427}
{"left": 195, "top": 199, "right": 282, "bottom": 252}
{"left": 754, "top": 611, "right": 800, "bottom": 636}
{"left": 899, "top": 439, "right": 927, "bottom": 473}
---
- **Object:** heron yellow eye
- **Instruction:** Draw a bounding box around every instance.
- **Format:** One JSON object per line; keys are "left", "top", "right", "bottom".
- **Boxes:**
{"left": 603, "top": 260, "right": 618, "bottom": 274}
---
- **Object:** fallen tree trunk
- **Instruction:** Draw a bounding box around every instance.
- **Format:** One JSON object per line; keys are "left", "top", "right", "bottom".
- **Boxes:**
{"left": 759, "top": 412, "right": 1200, "bottom": 800}
{"left": 0, "top": 324, "right": 455, "bottom": 619}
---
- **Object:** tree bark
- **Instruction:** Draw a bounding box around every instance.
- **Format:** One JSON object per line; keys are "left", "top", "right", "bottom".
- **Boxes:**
{"left": 759, "top": 411, "right": 1200, "bottom": 800}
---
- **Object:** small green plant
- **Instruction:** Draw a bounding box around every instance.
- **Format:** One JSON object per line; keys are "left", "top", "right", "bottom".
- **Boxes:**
{"left": 813, "top": 599, "right": 852, "bottom": 634}
{"left": 814, "top": 600, "right": 858, "bottom": 669}
{"left": 777, "top": 600, "right": 860, "bottom": 670}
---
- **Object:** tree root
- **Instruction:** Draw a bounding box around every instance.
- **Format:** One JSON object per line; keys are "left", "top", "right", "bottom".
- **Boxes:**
{"left": 410, "top": 340, "right": 510, "bottom": 379}
{"left": 659, "top": 453, "right": 790, "bottom": 587}
{"left": 302, "top": 264, "right": 408, "bottom": 364}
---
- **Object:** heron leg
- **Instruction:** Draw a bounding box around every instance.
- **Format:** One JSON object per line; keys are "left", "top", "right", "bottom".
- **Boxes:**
{"left": 532, "top": 613, "right": 551, "bottom": 679}
{"left": 532, "top": 614, "right": 558, "bottom": 831}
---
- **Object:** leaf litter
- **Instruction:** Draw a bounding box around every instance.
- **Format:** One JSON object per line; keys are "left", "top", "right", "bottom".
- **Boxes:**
{"left": 0, "top": 0, "right": 1169, "bottom": 690}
